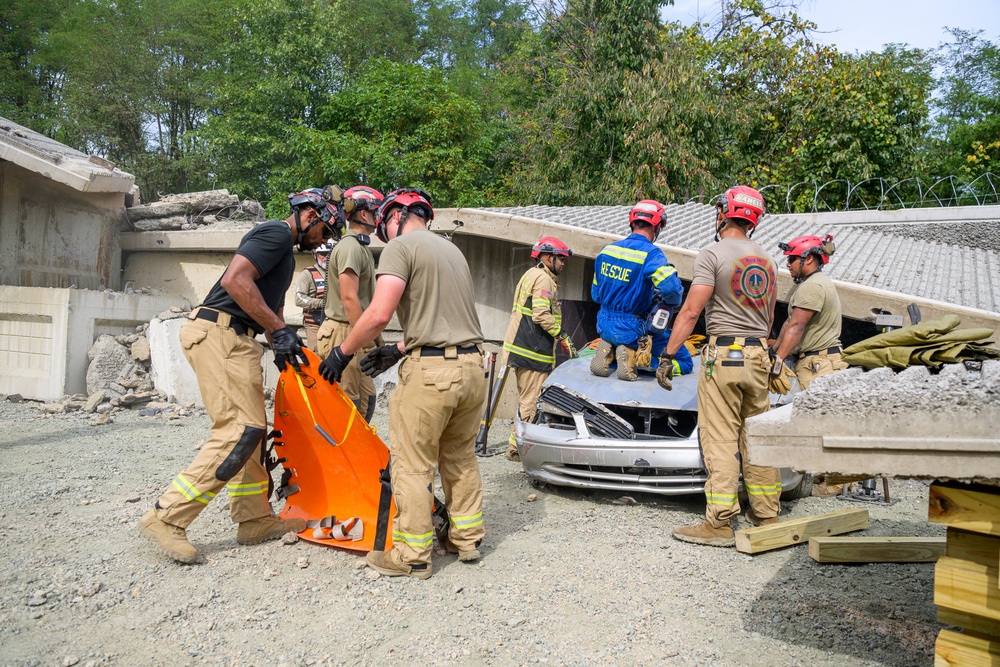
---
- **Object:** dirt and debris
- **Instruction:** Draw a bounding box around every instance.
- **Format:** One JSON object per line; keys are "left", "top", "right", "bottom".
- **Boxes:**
{"left": 124, "top": 189, "right": 265, "bottom": 232}
{"left": 0, "top": 398, "right": 944, "bottom": 667}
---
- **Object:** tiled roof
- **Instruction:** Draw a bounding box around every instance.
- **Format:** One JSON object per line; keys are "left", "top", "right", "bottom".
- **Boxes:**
{"left": 484, "top": 203, "right": 1000, "bottom": 314}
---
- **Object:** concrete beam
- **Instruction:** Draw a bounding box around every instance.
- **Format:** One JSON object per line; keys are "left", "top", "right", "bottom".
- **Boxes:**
{"left": 0, "top": 140, "right": 134, "bottom": 194}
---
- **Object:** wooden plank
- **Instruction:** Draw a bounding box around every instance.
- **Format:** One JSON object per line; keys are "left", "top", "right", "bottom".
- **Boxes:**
{"left": 935, "top": 629, "right": 1000, "bottom": 667}
{"left": 939, "top": 608, "right": 1000, "bottom": 640}
{"left": 820, "top": 474, "right": 871, "bottom": 485}
{"left": 734, "top": 508, "right": 869, "bottom": 555}
{"left": 930, "top": 483, "right": 1000, "bottom": 537}
{"left": 935, "top": 556, "right": 1000, "bottom": 623}
{"left": 947, "top": 528, "right": 1000, "bottom": 569}
{"left": 808, "top": 536, "right": 945, "bottom": 563}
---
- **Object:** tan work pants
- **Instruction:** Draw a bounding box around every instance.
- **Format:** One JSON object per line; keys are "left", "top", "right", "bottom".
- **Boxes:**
{"left": 317, "top": 319, "right": 376, "bottom": 417}
{"left": 156, "top": 312, "right": 271, "bottom": 528}
{"left": 697, "top": 340, "right": 781, "bottom": 527}
{"left": 794, "top": 352, "right": 848, "bottom": 390}
{"left": 387, "top": 350, "right": 488, "bottom": 566}
{"left": 303, "top": 324, "right": 320, "bottom": 353}
{"left": 508, "top": 367, "right": 548, "bottom": 449}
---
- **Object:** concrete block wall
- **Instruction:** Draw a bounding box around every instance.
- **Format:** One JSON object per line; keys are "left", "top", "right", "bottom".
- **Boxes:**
{"left": 0, "top": 286, "right": 187, "bottom": 401}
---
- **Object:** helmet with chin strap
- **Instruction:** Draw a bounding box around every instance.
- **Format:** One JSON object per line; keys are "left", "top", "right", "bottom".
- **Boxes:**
{"left": 288, "top": 187, "right": 344, "bottom": 244}
{"left": 778, "top": 234, "right": 836, "bottom": 265}
{"left": 629, "top": 200, "right": 667, "bottom": 230}
{"left": 718, "top": 185, "right": 765, "bottom": 228}
{"left": 374, "top": 188, "right": 434, "bottom": 243}
{"left": 531, "top": 236, "right": 573, "bottom": 259}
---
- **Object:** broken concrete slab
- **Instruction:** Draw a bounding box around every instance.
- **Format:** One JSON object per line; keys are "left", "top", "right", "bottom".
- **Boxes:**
{"left": 83, "top": 391, "right": 105, "bottom": 413}
{"left": 131, "top": 337, "right": 150, "bottom": 362}
{"left": 125, "top": 191, "right": 239, "bottom": 221}
{"left": 86, "top": 335, "right": 132, "bottom": 395}
{"left": 746, "top": 360, "right": 1000, "bottom": 481}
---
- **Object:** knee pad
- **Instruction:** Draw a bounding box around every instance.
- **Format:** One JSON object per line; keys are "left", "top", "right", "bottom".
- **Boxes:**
{"left": 364, "top": 395, "right": 376, "bottom": 423}
{"left": 215, "top": 425, "right": 265, "bottom": 481}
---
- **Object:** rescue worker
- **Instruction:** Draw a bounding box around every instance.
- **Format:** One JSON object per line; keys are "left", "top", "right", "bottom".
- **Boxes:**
{"left": 295, "top": 242, "right": 331, "bottom": 352}
{"left": 139, "top": 187, "right": 340, "bottom": 563}
{"left": 317, "top": 188, "right": 487, "bottom": 580}
{"left": 316, "top": 186, "right": 383, "bottom": 422}
{"left": 590, "top": 200, "right": 690, "bottom": 384}
{"left": 660, "top": 185, "right": 782, "bottom": 546}
{"left": 500, "top": 236, "right": 576, "bottom": 462}
{"left": 771, "top": 234, "right": 847, "bottom": 497}
{"left": 771, "top": 235, "right": 845, "bottom": 389}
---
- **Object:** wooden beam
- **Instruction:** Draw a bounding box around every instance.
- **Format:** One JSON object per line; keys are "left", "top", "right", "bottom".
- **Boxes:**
{"left": 938, "top": 608, "right": 1000, "bottom": 640}
{"left": 930, "top": 483, "right": 1000, "bottom": 537}
{"left": 734, "top": 508, "right": 869, "bottom": 554}
{"left": 946, "top": 528, "right": 1000, "bottom": 569}
{"left": 808, "top": 536, "right": 945, "bottom": 563}
{"left": 935, "top": 556, "right": 1000, "bottom": 623}
{"left": 935, "top": 629, "right": 1000, "bottom": 667}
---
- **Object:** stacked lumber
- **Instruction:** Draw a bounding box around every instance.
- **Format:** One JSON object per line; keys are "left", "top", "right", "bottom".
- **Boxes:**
{"left": 929, "top": 482, "right": 1000, "bottom": 666}
{"left": 124, "top": 189, "right": 265, "bottom": 231}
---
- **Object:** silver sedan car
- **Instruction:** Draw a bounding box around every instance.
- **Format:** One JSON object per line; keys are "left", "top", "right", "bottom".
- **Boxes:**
{"left": 515, "top": 356, "right": 811, "bottom": 499}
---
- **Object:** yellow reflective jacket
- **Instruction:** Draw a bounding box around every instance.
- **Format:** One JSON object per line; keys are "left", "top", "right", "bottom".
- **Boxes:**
{"left": 500, "top": 264, "right": 562, "bottom": 371}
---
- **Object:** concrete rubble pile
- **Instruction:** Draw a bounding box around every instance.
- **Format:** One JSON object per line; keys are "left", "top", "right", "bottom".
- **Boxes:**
{"left": 124, "top": 189, "right": 265, "bottom": 232}
{"left": 31, "top": 307, "right": 199, "bottom": 425}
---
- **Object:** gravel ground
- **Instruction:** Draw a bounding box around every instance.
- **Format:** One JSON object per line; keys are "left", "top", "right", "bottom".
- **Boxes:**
{"left": 0, "top": 399, "right": 944, "bottom": 667}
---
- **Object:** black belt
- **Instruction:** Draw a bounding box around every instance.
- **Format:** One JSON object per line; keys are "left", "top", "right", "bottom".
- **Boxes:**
{"left": 712, "top": 336, "right": 764, "bottom": 347}
{"left": 192, "top": 309, "right": 259, "bottom": 337}
{"left": 796, "top": 346, "right": 841, "bottom": 360}
{"left": 417, "top": 345, "right": 481, "bottom": 357}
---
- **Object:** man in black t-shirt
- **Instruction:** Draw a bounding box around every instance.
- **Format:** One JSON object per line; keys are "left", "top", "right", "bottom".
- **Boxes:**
{"left": 139, "top": 188, "right": 342, "bottom": 564}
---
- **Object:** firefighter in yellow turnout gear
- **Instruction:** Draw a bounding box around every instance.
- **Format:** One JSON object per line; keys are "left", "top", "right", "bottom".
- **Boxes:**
{"left": 661, "top": 186, "right": 782, "bottom": 547}
{"left": 500, "top": 237, "right": 575, "bottom": 461}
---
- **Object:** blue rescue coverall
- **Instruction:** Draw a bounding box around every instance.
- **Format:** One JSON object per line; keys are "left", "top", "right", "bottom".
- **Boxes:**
{"left": 592, "top": 233, "right": 693, "bottom": 373}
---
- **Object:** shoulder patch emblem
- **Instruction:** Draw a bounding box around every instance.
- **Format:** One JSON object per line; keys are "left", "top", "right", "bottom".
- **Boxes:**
{"left": 730, "top": 256, "right": 775, "bottom": 309}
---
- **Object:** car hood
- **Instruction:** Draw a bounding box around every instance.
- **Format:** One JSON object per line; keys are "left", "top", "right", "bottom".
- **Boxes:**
{"left": 544, "top": 356, "right": 701, "bottom": 412}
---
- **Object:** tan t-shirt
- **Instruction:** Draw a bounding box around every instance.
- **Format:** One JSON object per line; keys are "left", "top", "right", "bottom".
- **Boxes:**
{"left": 692, "top": 237, "right": 777, "bottom": 339}
{"left": 324, "top": 230, "right": 375, "bottom": 323}
{"left": 376, "top": 228, "right": 484, "bottom": 350}
{"left": 787, "top": 270, "right": 842, "bottom": 355}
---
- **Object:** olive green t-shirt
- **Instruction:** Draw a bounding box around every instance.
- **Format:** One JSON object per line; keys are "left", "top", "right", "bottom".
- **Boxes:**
{"left": 787, "top": 270, "right": 842, "bottom": 355}
{"left": 692, "top": 237, "right": 777, "bottom": 339}
{"left": 324, "top": 229, "right": 375, "bottom": 323}
{"left": 376, "top": 228, "right": 484, "bottom": 350}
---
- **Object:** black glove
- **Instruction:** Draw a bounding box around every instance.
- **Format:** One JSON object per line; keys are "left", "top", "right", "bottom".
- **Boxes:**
{"left": 271, "top": 326, "right": 308, "bottom": 373}
{"left": 359, "top": 344, "right": 405, "bottom": 378}
{"left": 318, "top": 346, "right": 351, "bottom": 384}
{"left": 656, "top": 353, "right": 675, "bottom": 391}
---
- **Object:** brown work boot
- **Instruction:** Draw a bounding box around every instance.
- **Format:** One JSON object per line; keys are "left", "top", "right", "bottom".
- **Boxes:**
{"left": 506, "top": 436, "right": 520, "bottom": 462}
{"left": 744, "top": 506, "right": 779, "bottom": 527}
{"left": 590, "top": 340, "right": 614, "bottom": 377}
{"left": 616, "top": 345, "right": 638, "bottom": 381}
{"left": 366, "top": 549, "right": 432, "bottom": 580}
{"left": 445, "top": 538, "right": 482, "bottom": 562}
{"left": 236, "top": 515, "right": 307, "bottom": 545}
{"left": 138, "top": 509, "right": 198, "bottom": 564}
{"left": 672, "top": 522, "right": 736, "bottom": 547}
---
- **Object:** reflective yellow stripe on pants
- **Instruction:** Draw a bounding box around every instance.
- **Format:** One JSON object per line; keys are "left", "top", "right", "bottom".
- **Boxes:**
{"left": 171, "top": 474, "right": 216, "bottom": 505}
{"left": 227, "top": 481, "right": 267, "bottom": 497}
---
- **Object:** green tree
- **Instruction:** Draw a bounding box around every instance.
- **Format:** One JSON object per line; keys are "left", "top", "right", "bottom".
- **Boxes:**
{"left": 263, "top": 58, "right": 507, "bottom": 216}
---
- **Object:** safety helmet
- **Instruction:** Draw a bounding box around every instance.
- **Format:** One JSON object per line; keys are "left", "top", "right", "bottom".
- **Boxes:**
{"left": 288, "top": 188, "right": 336, "bottom": 225}
{"left": 375, "top": 188, "right": 434, "bottom": 243}
{"left": 629, "top": 200, "right": 667, "bottom": 229}
{"left": 313, "top": 242, "right": 333, "bottom": 255}
{"left": 531, "top": 236, "right": 573, "bottom": 259}
{"left": 778, "top": 234, "right": 836, "bottom": 265}
{"left": 344, "top": 185, "right": 384, "bottom": 212}
{"left": 718, "top": 185, "right": 765, "bottom": 228}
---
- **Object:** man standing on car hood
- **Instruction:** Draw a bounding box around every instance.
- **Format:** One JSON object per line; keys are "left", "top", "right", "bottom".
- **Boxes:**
{"left": 660, "top": 186, "right": 782, "bottom": 547}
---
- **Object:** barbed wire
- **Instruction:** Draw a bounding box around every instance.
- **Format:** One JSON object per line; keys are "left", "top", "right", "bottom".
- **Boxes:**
{"left": 684, "top": 173, "right": 1000, "bottom": 213}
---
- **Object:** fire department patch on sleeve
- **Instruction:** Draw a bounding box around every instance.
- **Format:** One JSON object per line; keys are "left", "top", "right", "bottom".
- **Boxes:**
{"left": 730, "top": 256, "right": 775, "bottom": 309}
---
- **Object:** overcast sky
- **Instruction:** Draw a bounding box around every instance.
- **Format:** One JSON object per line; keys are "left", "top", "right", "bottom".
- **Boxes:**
{"left": 665, "top": 0, "right": 1000, "bottom": 53}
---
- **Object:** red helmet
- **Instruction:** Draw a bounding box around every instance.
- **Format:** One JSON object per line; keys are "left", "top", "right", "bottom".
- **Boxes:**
{"left": 531, "top": 236, "right": 573, "bottom": 259}
{"left": 629, "top": 200, "right": 667, "bottom": 229}
{"left": 344, "top": 185, "right": 384, "bottom": 212}
{"left": 778, "top": 234, "right": 836, "bottom": 265}
{"left": 375, "top": 188, "right": 433, "bottom": 243}
{"left": 719, "top": 185, "right": 765, "bottom": 227}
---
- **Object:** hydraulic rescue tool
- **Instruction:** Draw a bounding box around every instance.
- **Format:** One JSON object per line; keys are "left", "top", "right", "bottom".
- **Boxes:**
{"left": 475, "top": 351, "right": 508, "bottom": 456}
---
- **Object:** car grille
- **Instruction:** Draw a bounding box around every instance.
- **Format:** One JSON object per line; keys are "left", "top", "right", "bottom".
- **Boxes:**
{"left": 540, "top": 463, "right": 708, "bottom": 493}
